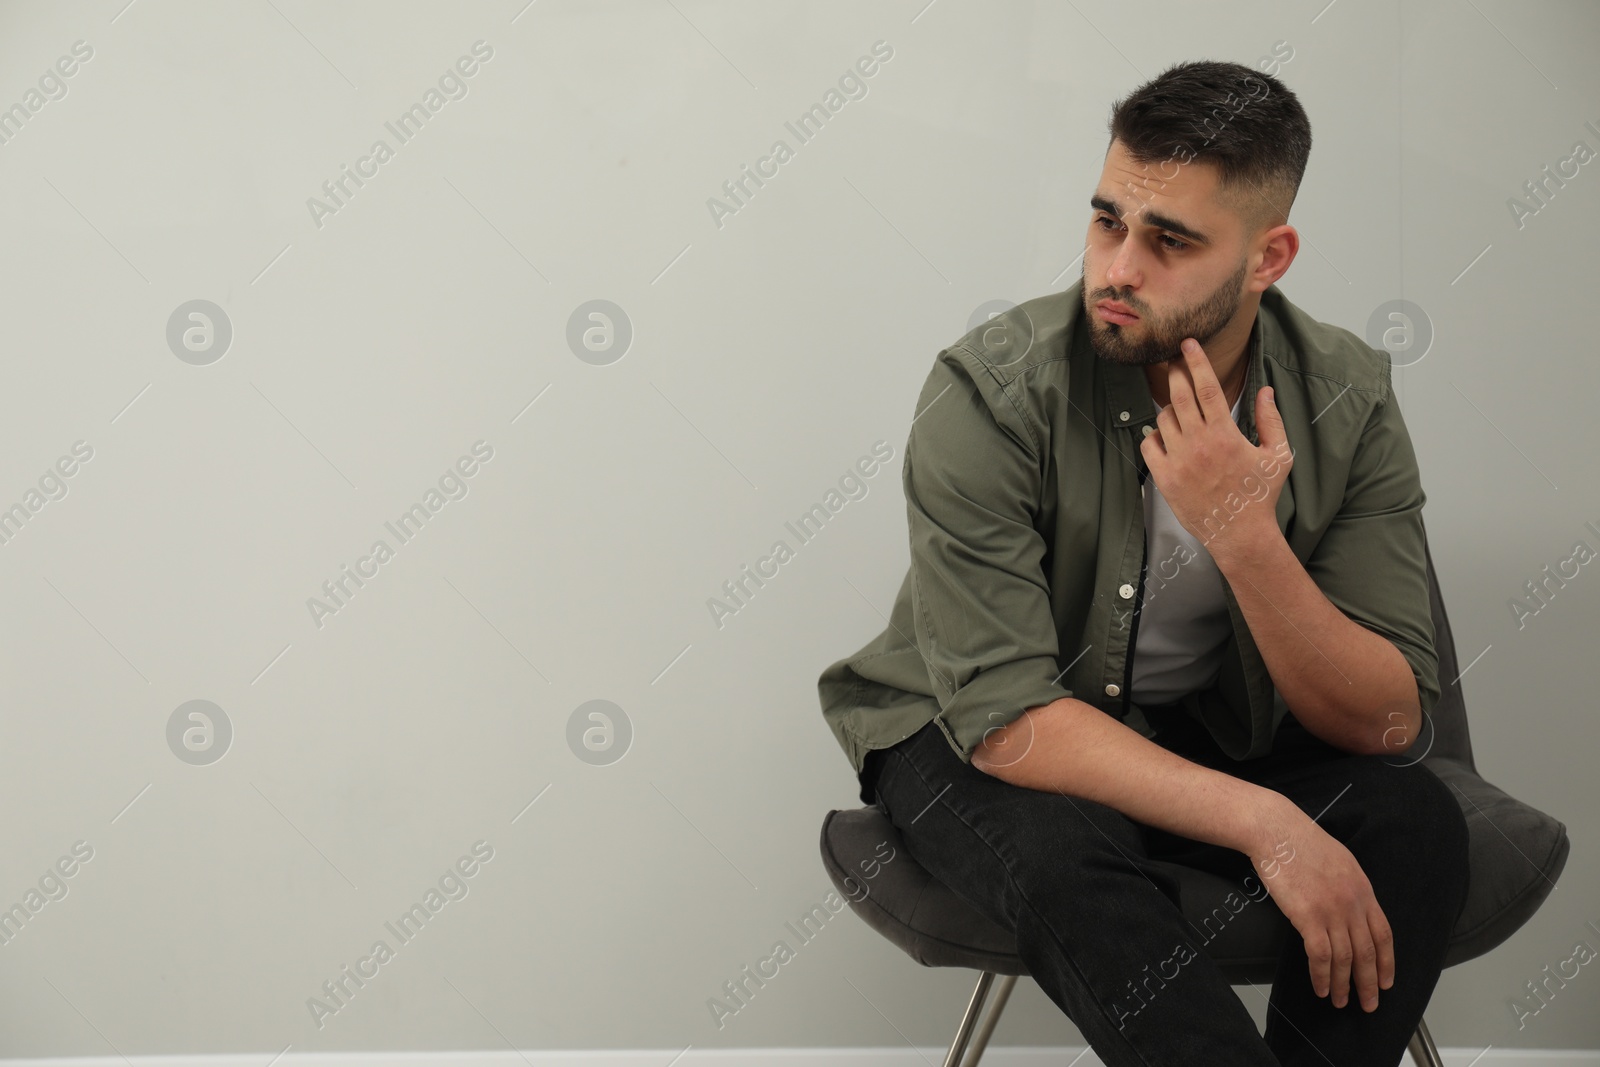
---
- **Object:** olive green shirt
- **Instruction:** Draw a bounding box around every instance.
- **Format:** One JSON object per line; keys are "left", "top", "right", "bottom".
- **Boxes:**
{"left": 817, "top": 278, "right": 1438, "bottom": 804}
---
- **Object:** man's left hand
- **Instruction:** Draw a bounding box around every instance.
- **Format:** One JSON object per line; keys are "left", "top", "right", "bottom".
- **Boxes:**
{"left": 1140, "top": 337, "right": 1294, "bottom": 563}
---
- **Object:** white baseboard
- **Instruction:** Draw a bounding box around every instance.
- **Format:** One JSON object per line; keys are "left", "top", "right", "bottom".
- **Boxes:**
{"left": 2, "top": 1048, "right": 1597, "bottom": 1066}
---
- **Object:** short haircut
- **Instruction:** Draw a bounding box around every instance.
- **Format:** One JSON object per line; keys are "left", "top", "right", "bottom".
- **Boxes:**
{"left": 1106, "top": 59, "right": 1312, "bottom": 236}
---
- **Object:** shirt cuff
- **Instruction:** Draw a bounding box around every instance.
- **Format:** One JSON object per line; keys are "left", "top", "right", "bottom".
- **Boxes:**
{"left": 932, "top": 654, "right": 1074, "bottom": 764}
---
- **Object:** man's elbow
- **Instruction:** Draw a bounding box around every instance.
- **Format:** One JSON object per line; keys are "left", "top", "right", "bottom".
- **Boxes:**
{"left": 1301, "top": 687, "right": 1423, "bottom": 756}
{"left": 1350, "top": 642, "right": 1427, "bottom": 757}
{"left": 1371, "top": 688, "right": 1424, "bottom": 759}
{"left": 971, "top": 709, "right": 1045, "bottom": 780}
{"left": 971, "top": 731, "right": 1018, "bottom": 780}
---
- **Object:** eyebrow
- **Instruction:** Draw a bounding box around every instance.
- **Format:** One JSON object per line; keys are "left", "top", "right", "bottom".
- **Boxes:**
{"left": 1090, "top": 193, "right": 1213, "bottom": 247}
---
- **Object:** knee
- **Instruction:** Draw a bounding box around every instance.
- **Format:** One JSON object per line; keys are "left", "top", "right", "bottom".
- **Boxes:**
{"left": 1355, "top": 760, "right": 1471, "bottom": 875}
{"left": 1408, "top": 763, "right": 1469, "bottom": 846}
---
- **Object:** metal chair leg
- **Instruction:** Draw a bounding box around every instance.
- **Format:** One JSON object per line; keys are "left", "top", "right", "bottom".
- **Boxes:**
{"left": 942, "top": 972, "right": 995, "bottom": 1067}
{"left": 1407, "top": 1015, "right": 1446, "bottom": 1067}
{"left": 961, "top": 973, "right": 1017, "bottom": 1067}
{"left": 939, "top": 972, "right": 1018, "bottom": 1067}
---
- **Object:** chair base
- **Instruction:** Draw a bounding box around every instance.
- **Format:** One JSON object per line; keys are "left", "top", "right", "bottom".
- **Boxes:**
{"left": 943, "top": 971, "right": 1446, "bottom": 1067}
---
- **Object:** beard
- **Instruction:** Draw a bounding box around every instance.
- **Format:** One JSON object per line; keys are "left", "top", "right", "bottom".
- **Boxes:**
{"left": 1082, "top": 254, "right": 1249, "bottom": 367}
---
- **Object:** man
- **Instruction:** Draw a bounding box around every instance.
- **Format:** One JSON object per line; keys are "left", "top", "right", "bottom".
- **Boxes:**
{"left": 816, "top": 59, "right": 1469, "bottom": 1066}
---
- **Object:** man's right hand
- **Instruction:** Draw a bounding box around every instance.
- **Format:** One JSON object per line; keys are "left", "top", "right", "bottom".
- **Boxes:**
{"left": 1249, "top": 795, "right": 1396, "bottom": 1014}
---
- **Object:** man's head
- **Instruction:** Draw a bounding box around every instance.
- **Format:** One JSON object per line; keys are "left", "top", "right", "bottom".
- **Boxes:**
{"left": 1083, "top": 60, "right": 1310, "bottom": 369}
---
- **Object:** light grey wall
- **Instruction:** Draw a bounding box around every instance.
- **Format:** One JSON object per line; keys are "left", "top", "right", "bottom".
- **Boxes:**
{"left": 0, "top": 0, "right": 1593, "bottom": 1057}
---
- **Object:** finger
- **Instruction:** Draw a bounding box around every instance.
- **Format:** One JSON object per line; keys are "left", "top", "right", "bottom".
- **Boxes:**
{"left": 1306, "top": 931, "right": 1332, "bottom": 1000}
{"left": 1165, "top": 350, "right": 1203, "bottom": 435}
{"left": 1140, "top": 428, "right": 1166, "bottom": 469}
{"left": 1254, "top": 385, "right": 1292, "bottom": 467}
{"left": 1328, "top": 927, "right": 1354, "bottom": 1009}
{"left": 1350, "top": 922, "right": 1380, "bottom": 1012}
{"left": 1180, "top": 338, "right": 1229, "bottom": 423}
{"left": 1370, "top": 903, "right": 1396, "bottom": 992}
{"left": 1154, "top": 404, "right": 1178, "bottom": 447}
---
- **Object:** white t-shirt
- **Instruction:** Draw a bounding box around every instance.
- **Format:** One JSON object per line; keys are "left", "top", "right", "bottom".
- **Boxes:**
{"left": 1129, "top": 387, "right": 1246, "bottom": 706}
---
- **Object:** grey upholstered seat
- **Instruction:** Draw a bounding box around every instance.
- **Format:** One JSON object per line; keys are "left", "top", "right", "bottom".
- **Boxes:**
{"left": 820, "top": 521, "right": 1570, "bottom": 1062}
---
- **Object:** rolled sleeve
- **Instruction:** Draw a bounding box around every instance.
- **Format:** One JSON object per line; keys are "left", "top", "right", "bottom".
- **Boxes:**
{"left": 1303, "top": 365, "right": 1440, "bottom": 718}
{"left": 904, "top": 345, "right": 1074, "bottom": 764}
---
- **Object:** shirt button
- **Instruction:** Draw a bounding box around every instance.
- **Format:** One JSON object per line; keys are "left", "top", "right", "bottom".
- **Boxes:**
{"left": 1119, "top": 583, "right": 1136, "bottom": 599}
{"left": 1105, "top": 683, "right": 1121, "bottom": 697}
{"left": 1142, "top": 424, "right": 1155, "bottom": 437}
{"left": 1119, "top": 410, "right": 1130, "bottom": 421}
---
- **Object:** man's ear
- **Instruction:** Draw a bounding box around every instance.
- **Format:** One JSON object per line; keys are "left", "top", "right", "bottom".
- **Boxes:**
{"left": 1252, "top": 225, "right": 1299, "bottom": 289}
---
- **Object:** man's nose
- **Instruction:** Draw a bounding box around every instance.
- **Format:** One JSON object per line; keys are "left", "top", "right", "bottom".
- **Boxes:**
{"left": 1107, "top": 244, "right": 1142, "bottom": 289}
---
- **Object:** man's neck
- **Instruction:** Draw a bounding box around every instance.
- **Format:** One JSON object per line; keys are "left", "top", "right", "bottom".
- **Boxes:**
{"left": 1144, "top": 324, "right": 1254, "bottom": 412}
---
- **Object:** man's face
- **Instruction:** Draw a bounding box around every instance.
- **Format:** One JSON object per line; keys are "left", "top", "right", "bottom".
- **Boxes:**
{"left": 1082, "top": 139, "right": 1251, "bottom": 368}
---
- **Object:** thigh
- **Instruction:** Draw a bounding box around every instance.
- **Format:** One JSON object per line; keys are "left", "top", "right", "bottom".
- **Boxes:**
{"left": 1227, "top": 713, "right": 1463, "bottom": 836}
{"left": 1258, "top": 745, "right": 1469, "bottom": 864}
{"left": 1128, "top": 702, "right": 1278, "bottom": 880}
{"left": 1206, "top": 715, "right": 1470, "bottom": 910}
{"left": 866, "top": 721, "right": 1183, "bottom": 923}
{"left": 1131, "top": 705, "right": 1437, "bottom": 881}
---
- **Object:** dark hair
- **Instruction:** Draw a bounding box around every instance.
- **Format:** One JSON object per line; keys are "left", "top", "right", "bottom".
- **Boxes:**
{"left": 1106, "top": 59, "right": 1311, "bottom": 234}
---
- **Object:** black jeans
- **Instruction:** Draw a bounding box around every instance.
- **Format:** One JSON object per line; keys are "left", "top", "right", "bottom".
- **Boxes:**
{"left": 862, "top": 703, "right": 1470, "bottom": 1067}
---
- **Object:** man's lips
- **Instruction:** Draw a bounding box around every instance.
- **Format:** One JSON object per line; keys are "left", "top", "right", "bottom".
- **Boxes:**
{"left": 1096, "top": 300, "right": 1139, "bottom": 323}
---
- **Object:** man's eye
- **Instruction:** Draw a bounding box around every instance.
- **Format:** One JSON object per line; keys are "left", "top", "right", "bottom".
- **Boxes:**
{"left": 1095, "top": 216, "right": 1187, "bottom": 252}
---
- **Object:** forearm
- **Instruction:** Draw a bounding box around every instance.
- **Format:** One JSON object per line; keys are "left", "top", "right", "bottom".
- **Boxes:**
{"left": 973, "top": 697, "right": 1290, "bottom": 856}
{"left": 1208, "top": 525, "right": 1419, "bottom": 754}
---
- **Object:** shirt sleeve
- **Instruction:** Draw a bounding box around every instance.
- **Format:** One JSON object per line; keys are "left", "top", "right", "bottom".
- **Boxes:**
{"left": 1302, "top": 361, "right": 1440, "bottom": 721}
{"left": 904, "top": 343, "right": 1075, "bottom": 764}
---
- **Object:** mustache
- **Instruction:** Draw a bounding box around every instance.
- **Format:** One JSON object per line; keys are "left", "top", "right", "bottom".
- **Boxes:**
{"left": 1092, "top": 290, "right": 1144, "bottom": 313}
